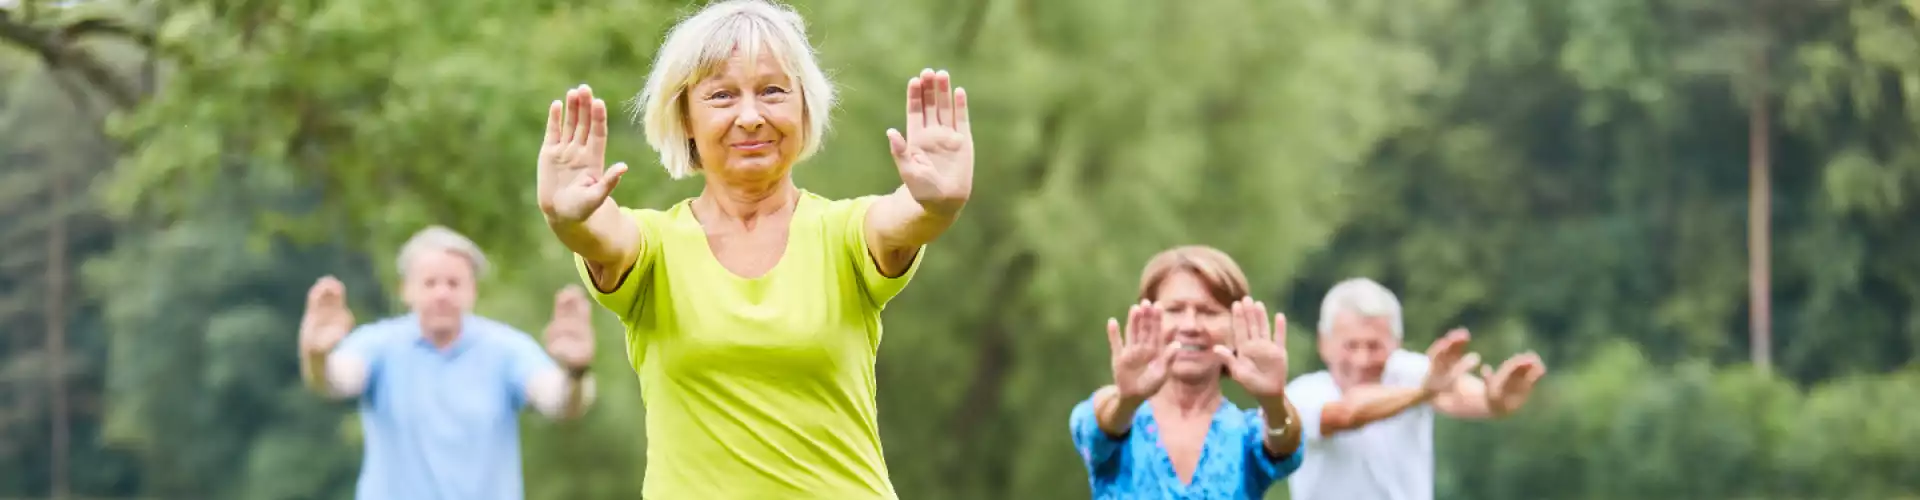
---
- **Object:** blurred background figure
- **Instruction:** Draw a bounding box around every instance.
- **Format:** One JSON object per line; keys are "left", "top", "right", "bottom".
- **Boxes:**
{"left": 1284, "top": 278, "right": 1544, "bottom": 500}
{"left": 1070, "top": 246, "right": 1304, "bottom": 499}
{"left": 297, "top": 226, "right": 597, "bottom": 500}
{"left": 11, "top": 0, "right": 1920, "bottom": 497}
{"left": 532, "top": 0, "right": 970, "bottom": 497}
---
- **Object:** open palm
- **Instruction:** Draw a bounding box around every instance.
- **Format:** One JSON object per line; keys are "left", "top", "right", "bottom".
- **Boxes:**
{"left": 1422, "top": 329, "right": 1484, "bottom": 394}
{"left": 299, "top": 276, "right": 355, "bottom": 356}
{"left": 538, "top": 85, "right": 629, "bottom": 223}
{"left": 543, "top": 286, "right": 596, "bottom": 370}
{"left": 1213, "top": 298, "right": 1290, "bottom": 399}
{"left": 1482, "top": 351, "right": 1547, "bottom": 415}
{"left": 887, "top": 69, "right": 974, "bottom": 216}
{"left": 1107, "top": 301, "right": 1177, "bottom": 400}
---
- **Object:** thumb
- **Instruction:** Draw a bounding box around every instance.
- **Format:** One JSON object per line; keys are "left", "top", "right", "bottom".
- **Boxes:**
{"left": 592, "top": 162, "right": 629, "bottom": 198}
{"left": 1156, "top": 342, "right": 1181, "bottom": 365}
{"left": 1210, "top": 345, "right": 1236, "bottom": 364}
{"left": 886, "top": 129, "right": 916, "bottom": 173}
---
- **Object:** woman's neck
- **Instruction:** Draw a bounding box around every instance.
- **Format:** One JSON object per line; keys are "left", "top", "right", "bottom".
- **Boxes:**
{"left": 698, "top": 175, "right": 799, "bottom": 227}
{"left": 1154, "top": 378, "right": 1223, "bottom": 419}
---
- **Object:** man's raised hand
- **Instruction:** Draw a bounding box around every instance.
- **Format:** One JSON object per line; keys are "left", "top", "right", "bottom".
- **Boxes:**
{"left": 1422, "top": 329, "right": 1482, "bottom": 395}
{"left": 543, "top": 285, "right": 595, "bottom": 371}
{"left": 299, "top": 276, "right": 355, "bottom": 356}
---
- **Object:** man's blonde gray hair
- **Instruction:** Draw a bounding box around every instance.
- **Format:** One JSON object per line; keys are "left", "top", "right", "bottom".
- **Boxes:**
{"left": 635, "top": 0, "right": 836, "bottom": 179}
{"left": 1317, "top": 278, "right": 1404, "bottom": 338}
{"left": 397, "top": 225, "right": 489, "bottom": 278}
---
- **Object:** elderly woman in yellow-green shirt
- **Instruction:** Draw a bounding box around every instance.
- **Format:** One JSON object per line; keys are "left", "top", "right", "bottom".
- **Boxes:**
{"left": 531, "top": 1, "right": 971, "bottom": 498}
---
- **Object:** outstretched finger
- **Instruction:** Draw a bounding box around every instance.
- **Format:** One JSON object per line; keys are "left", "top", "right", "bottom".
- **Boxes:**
{"left": 1273, "top": 313, "right": 1288, "bottom": 343}
{"left": 1124, "top": 304, "right": 1143, "bottom": 346}
{"left": 544, "top": 100, "right": 564, "bottom": 146}
{"left": 1106, "top": 318, "right": 1122, "bottom": 355}
{"left": 1254, "top": 301, "right": 1273, "bottom": 343}
{"left": 1239, "top": 298, "right": 1260, "bottom": 344}
{"left": 1141, "top": 300, "right": 1164, "bottom": 347}
{"left": 954, "top": 87, "right": 971, "bottom": 136}
{"left": 905, "top": 77, "right": 926, "bottom": 132}
{"left": 918, "top": 68, "right": 937, "bottom": 128}
{"left": 1228, "top": 300, "right": 1246, "bottom": 346}
{"left": 934, "top": 70, "right": 954, "bottom": 127}
{"left": 571, "top": 86, "right": 594, "bottom": 147}
{"left": 588, "top": 98, "right": 609, "bottom": 147}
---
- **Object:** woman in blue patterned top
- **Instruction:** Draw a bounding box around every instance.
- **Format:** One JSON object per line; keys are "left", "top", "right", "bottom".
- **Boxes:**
{"left": 1070, "top": 246, "right": 1305, "bottom": 499}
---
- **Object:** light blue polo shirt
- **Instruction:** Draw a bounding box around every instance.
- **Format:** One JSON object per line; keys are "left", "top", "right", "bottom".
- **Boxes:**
{"left": 334, "top": 313, "right": 558, "bottom": 500}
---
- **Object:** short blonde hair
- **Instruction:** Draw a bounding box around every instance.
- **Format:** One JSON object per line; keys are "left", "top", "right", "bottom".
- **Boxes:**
{"left": 1138, "top": 246, "right": 1251, "bottom": 306}
{"left": 635, "top": 0, "right": 836, "bottom": 179}
{"left": 396, "top": 225, "right": 489, "bottom": 279}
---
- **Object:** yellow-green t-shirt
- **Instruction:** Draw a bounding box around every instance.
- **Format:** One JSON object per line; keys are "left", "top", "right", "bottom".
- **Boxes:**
{"left": 576, "top": 191, "right": 921, "bottom": 500}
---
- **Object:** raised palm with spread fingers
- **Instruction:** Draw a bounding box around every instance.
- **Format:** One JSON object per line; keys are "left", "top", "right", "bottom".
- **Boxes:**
{"left": 299, "top": 276, "right": 355, "bottom": 356}
{"left": 538, "top": 85, "right": 628, "bottom": 223}
{"left": 1107, "top": 300, "right": 1178, "bottom": 400}
{"left": 887, "top": 69, "right": 974, "bottom": 216}
{"left": 543, "top": 285, "right": 595, "bottom": 371}
{"left": 1212, "top": 297, "right": 1290, "bottom": 399}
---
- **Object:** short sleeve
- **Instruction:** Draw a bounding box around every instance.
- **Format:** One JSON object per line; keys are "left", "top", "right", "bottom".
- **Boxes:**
{"left": 500, "top": 326, "right": 559, "bottom": 410}
{"left": 833, "top": 196, "right": 923, "bottom": 309}
{"left": 1286, "top": 374, "right": 1337, "bottom": 441}
{"left": 574, "top": 207, "right": 665, "bottom": 322}
{"left": 1383, "top": 349, "right": 1432, "bottom": 388}
{"left": 1069, "top": 396, "right": 1127, "bottom": 477}
{"left": 1241, "top": 409, "right": 1306, "bottom": 487}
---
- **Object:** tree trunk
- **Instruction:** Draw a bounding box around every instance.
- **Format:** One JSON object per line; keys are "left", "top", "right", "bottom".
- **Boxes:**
{"left": 1746, "top": 41, "right": 1772, "bottom": 371}
{"left": 46, "top": 139, "right": 70, "bottom": 499}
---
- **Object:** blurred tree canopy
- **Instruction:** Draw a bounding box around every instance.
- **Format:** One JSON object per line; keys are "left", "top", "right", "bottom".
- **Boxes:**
{"left": 1, "top": 0, "right": 1916, "bottom": 499}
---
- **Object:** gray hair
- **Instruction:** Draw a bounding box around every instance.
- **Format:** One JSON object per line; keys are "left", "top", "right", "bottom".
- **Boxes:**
{"left": 1316, "top": 278, "right": 1403, "bottom": 338}
{"left": 396, "top": 225, "right": 489, "bottom": 279}
{"left": 635, "top": 0, "right": 837, "bottom": 179}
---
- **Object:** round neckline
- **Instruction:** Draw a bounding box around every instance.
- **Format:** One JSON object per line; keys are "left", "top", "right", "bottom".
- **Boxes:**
{"left": 679, "top": 190, "right": 812, "bottom": 282}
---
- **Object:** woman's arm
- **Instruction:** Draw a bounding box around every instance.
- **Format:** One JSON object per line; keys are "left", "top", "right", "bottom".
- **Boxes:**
{"left": 867, "top": 69, "right": 973, "bottom": 275}
{"left": 550, "top": 200, "right": 643, "bottom": 293}
{"left": 1257, "top": 395, "right": 1304, "bottom": 457}
{"left": 538, "top": 86, "right": 643, "bottom": 292}
{"left": 863, "top": 188, "right": 958, "bottom": 277}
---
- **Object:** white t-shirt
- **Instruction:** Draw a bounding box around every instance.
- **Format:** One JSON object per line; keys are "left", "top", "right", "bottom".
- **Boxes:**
{"left": 1285, "top": 349, "right": 1434, "bottom": 500}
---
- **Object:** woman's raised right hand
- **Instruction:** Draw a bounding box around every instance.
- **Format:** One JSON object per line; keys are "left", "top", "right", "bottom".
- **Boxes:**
{"left": 1107, "top": 300, "right": 1179, "bottom": 401}
{"left": 537, "top": 85, "right": 629, "bottom": 224}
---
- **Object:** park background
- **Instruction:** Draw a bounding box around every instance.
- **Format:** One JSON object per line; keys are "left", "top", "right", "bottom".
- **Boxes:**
{"left": 6, "top": 0, "right": 1920, "bottom": 498}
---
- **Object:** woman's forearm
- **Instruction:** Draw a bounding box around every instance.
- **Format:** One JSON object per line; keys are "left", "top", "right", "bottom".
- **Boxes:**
{"left": 549, "top": 199, "right": 642, "bottom": 290}
{"left": 1092, "top": 385, "right": 1146, "bottom": 438}
{"left": 1258, "top": 395, "right": 1303, "bottom": 456}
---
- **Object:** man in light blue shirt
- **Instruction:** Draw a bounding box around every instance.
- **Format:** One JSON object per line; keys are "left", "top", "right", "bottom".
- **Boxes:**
{"left": 297, "top": 226, "right": 598, "bottom": 500}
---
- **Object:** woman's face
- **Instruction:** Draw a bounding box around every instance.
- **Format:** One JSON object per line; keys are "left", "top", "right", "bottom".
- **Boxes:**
{"left": 684, "top": 45, "right": 807, "bottom": 183}
{"left": 1152, "top": 270, "right": 1233, "bottom": 383}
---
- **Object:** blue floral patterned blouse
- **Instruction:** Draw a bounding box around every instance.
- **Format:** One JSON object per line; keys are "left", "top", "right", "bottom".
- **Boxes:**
{"left": 1069, "top": 393, "right": 1304, "bottom": 499}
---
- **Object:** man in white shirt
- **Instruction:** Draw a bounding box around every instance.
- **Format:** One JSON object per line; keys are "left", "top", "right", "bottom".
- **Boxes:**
{"left": 1285, "top": 278, "right": 1546, "bottom": 500}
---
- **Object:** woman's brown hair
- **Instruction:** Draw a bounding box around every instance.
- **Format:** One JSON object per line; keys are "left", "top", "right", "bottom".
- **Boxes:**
{"left": 1137, "top": 245, "right": 1250, "bottom": 307}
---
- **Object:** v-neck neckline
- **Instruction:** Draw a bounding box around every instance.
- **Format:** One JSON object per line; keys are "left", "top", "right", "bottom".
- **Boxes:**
{"left": 1144, "top": 397, "right": 1232, "bottom": 489}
